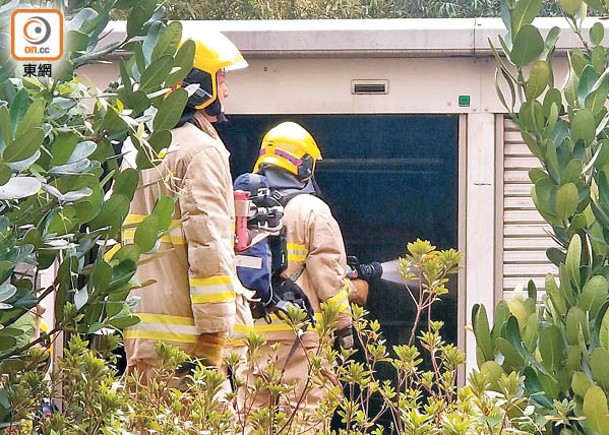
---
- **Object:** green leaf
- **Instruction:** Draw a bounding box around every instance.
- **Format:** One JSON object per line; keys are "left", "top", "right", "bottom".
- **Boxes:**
{"left": 560, "top": 0, "right": 583, "bottom": 15}
{"left": 526, "top": 60, "right": 551, "bottom": 100}
{"left": 0, "top": 105, "right": 10, "bottom": 146}
{"left": 151, "top": 21, "right": 182, "bottom": 61}
{"left": 148, "top": 130, "right": 172, "bottom": 154}
{"left": 134, "top": 215, "right": 162, "bottom": 253}
{"left": 496, "top": 337, "right": 525, "bottom": 370}
{"left": 0, "top": 177, "right": 41, "bottom": 200}
{"left": 166, "top": 39, "right": 195, "bottom": 87}
{"left": 92, "top": 260, "right": 113, "bottom": 294}
{"left": 572, "top": 108, "right": 596, "bottom": 145}
{"left": 565, "top": 63, "right": 580, "bottom": 108}
{"left": 591, "top": 348, "right": 609, "bottom": 390}
{"left": 572, "top": 371, "right": 592, "bottom": 397}
{"left": 139, "top": 55, "right": 174, "bottom": 91}
{"left": 2, "top": 128, "right": 44, "bottom": 164}
{"left": 557, "top": 183, "right": 579, "bottom": 222}
{"left": 152, "top": 196, "right": 175, "bottom": 229}
{"left": 14, "top": 99, "right": 44, "bottom": 139}
{"left": 586, "top": 73, "right": 609, "bottom": 114}
{"left": 127, "top": 5, "right": 154, "bottom": 38}
{"left": 511, "top": 0, "right": 543, "bottom": 35}
{"left": 539, "top": 325, "right": 564, "bottom": 370}
{"left": 566, "top": 306, "right": 588, "bottom": 345}
{"left": 581, "top": 275, "right": 609, "bottom": 318}
{"left": 9, "top": 88, "right": 30, "bottom": 137}
{"left": 88, "top": 194, "right": 130, "bottom": 237}
{"left": 584, "top": 385, "right": 609, "bottom": 435}
{"left": 591, "top": 22, "right": 605, "bottom": 45}
{"left": 577, "top": 65, "right": 599, "bottom": 107}
{"left": 109, "top": 259, "right": 137, "bottom": 289}
{"left": 585, "top": 0, "right": 605, "bottom": 11}
{"left": 0, "top": 281, "right": 16, "bottom": 303}
{"left": 472, "top": 304, "right": 493, "bottom": 363}
{"left": 113, "top": 168, "right": 139, "bottom": 202}
{"left": 566, "top": 234, "right": 582, "bottom": 288}
{"left": 480, "top": 361, "right": 505, "bottom": 392}
{"left": 107, "top": 315, "right": 140, "bottom": 329}
{"left": 600, "top": 306, "right": 609, "bottom": 350}
{"left": 511, "top": 25, "right": 545, "bottom": 67}
{"left": 543, "top": 88, "right": 563, "bottom": 118}
{"left": 142, "top": 21, "right": 165, "bottom": 64}
{"left": 153, "top": 88, "right": 188, "bottom": 132}
{"left": 66, "top": 30, "right": 89, "bottom": 54}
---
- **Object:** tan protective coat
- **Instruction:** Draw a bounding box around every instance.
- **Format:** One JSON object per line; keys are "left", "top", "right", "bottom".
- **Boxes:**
{"left": 123, "top": 120, "right": 240, "bottom": 368}
{"left": 238, "top": 193, "right": 353, "bottom": 431}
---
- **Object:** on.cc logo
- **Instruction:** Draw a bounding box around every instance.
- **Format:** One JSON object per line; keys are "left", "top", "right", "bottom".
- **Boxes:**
{"left": 11, "top": 9, "right": 63, "bottom": 61}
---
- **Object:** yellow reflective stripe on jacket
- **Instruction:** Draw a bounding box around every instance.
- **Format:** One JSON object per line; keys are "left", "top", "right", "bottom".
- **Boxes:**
{"left": 124, "top": 313, "right": 198, "bottom": 344}
{"left": 287, "top": 242, "right": 308, "bottom": 262}
{"left": 190, "top": 276, "right": 236, "bottom": 304}
{"left": 122, "top": 214, "right": 185, "bottom": 245}
{"left": 325, "top": 288, "right": 350, "bottom": 313}
{"left": 250, "top": 312, "right": 323, "bottom": 334}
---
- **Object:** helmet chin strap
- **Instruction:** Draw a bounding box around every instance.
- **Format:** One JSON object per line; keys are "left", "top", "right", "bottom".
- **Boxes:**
{"left": 205, "top": 99, "right": 228, "bottom": 123}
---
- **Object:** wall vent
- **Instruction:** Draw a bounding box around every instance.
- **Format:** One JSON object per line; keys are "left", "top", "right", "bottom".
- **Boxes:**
{"left": 352, "top": 79, "right": 389, "bottom": 95}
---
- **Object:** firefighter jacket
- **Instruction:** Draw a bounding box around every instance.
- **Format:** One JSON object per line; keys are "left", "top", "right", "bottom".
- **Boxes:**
{"left": 242, "top": 193, "right": 353, "bottom": 342}
{"left": 123, "top": 120, "right": 239, "bottom": 366}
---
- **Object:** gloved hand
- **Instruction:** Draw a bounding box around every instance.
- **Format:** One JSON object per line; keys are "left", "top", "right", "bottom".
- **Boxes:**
{"left": 348, "top": 278, "right": 369, "bottom": 305}
{"left": 195, "top": 332, "right": 229, "bottom": 367}
{"left": 347, "top": 256, "right": 383, "bottom": 283}
{"left": 335, "top": 326, "right": 354, "bottom": 350}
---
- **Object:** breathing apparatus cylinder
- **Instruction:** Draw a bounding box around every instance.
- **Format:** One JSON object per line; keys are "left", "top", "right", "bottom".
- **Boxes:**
{"left": 234, "top": 190, "right": 251, "bottom": 251}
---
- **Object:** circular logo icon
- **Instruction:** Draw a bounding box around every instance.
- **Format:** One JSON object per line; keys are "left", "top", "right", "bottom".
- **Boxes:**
{"left": 23, "top": 16, "right": 51, "bottom": 45}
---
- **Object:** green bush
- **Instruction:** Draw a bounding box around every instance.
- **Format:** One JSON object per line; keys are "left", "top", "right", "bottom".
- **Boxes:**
{"left": 6, "top": 240, "right": 538, "bottom": 433}
{"left": 473, "top": 0, "right": 609, "bottom": 433}
{"left": 0, "top": 0, "right": 194, "bottom": 426}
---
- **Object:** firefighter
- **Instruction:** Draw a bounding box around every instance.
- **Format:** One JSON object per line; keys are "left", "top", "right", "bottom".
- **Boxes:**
{"left": 237, "top": 121, "right": 369, "bottom": 431}
{"left": 121, "top": 30, "right": 250, "bottom": 383}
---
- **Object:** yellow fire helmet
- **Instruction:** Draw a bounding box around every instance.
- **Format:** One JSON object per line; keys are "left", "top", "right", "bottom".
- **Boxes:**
{"left": 180, "top": 30, "right": 248, "bottom": 110}
{"left": 254, "top": 122, "right": 322, "bottom": 180}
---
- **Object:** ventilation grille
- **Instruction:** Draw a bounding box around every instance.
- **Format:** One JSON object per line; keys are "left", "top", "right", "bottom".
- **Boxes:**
{"left": 351, "top": 80, "right": 388, "bottom": 95}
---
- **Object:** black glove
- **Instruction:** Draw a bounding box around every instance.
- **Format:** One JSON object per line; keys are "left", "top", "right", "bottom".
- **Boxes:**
{"left": 347, "top": 256, "right": 383, "bottom": 283}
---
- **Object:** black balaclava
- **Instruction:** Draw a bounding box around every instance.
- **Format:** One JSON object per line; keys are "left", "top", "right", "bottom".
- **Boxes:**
{"left": 259, "top": 166, "right": 317, "bottom": 205}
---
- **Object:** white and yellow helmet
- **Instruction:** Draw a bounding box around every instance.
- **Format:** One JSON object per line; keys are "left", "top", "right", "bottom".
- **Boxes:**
{"left": 254, "top": 122, "right": 322, "bottom": 180}
{"left": 181, "top": 30, "right": 247, "bottom": 110}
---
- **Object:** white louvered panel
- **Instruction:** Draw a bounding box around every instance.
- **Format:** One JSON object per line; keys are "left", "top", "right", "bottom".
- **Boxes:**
{"left": 504, "top": 224, "right": 552, "bottom": 237}
{"left": 505, "top": 196, "right": 536, "bottom": 209}
{"left": 504, "top": 263, "right": 557, "bottom": 275}
{"left": 502, "top": 118, "right": 560, "bottom": 294}
{"left": 504, "top": 170, "right": 533, "bottom": 183}
{"left": 504, "top": 209, "right": 548, "bottom": 224}
{"left": 503, "top": 250, "right": 551, "bottom": 263}
{"left": 505, "top": 183, "right": 533, "bottom": 196}
{"left": 504, "top": 156, "right": 544, "bottom": 169}
{"left": 504, "top": 237, "right": 559, "bottom": 249}
{"left": 505, "top": 143, "right": 534, "bottom": 156}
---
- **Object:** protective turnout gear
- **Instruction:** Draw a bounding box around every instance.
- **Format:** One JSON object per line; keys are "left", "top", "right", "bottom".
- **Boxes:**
{"left": 254, "top": 122, "right": 322, "bottom": 180}
{"left": 123, "top": 120, "right": 240, "bottom": 372}
{"left": 179, "top": 31, "right": 247, "bottom": 122}
{"left": 236, "top": 123, "right": 357, "bottom": 434}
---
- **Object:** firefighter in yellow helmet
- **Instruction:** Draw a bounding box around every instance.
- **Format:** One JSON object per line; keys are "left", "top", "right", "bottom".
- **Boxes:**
{"left": 122, "top": 30, "right": 252, "bottom": 383}
{"left": 237, "top": 121, "right": 369, "bottom": 431}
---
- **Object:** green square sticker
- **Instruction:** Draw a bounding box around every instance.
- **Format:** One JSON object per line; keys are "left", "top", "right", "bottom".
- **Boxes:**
{"left": 458, "top": 95, "right": 471, "bottom": 107}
